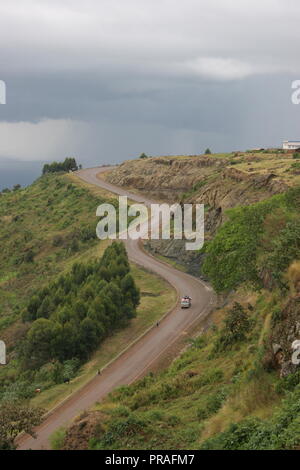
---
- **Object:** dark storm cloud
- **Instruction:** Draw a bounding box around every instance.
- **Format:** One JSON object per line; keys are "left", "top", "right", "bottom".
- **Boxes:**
{"left": 0, "top": 0, "right": 300, "bottom": 175}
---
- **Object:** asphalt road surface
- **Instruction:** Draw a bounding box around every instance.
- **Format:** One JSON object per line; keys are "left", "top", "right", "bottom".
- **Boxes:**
{"left": 17, "top": 167, "right": 216, "bottom": 450}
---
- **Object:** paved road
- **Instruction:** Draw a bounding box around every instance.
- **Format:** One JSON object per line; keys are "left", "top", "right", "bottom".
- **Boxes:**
{"left": 17, "top": 167, "right": 216, "bottom": 450}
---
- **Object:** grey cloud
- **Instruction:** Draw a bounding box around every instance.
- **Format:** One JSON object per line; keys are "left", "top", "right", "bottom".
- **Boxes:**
{"left": 0, "top": 0, "right": 299, "bottom": 183}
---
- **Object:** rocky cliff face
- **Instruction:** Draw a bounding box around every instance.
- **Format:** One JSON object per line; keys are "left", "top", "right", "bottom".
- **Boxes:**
{"left": 144, "top": 239, "right": 206, "bottom": 278}
{"left": 190, "top": 168, "right": 288, "bottom": 232}
{"left": 106, "top": 156, "right": 226, "bottom": 201}
{"left": 267, "top": 295, "right": 300, "bottom": 378}
{"left": 106, "top": 156, "right": 288, "bottom": 275}
{"left": 107, "top": 157, "right": 287, "bottom": 213}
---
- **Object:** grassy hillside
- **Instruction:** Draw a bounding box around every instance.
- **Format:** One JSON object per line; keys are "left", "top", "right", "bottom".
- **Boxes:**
{"left": 0, "top": 173, "right": 109, "bottom": 334}
{"left": 0, "top": 172, "right": 175, "bottom": 416}
{"left": 2, "top": 153, "right": 300, "bottom": 450}
{"left": 57, "top": 159, "right": 300, "bottom": 451}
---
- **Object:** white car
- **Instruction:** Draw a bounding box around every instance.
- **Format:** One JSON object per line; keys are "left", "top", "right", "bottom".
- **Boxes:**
{"left": 181, "top": 296, "right": 192, "bottom": 308}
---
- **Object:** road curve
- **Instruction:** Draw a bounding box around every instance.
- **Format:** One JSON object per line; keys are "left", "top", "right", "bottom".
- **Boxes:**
{"left": 17, "top": 167, "right": 216, "bottom": 450}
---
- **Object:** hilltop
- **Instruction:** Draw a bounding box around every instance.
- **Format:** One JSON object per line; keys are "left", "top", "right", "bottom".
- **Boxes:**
{"left": 106, "top": 150, "right": 294, "bottom": 275}
{"left": 106, "top": 150, "right": 298, "bottom": 202}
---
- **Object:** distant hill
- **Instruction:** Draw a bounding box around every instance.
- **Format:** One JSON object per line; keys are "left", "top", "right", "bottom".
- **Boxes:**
{"left": 0, "top": 158, "right": 44, "bottom": 190}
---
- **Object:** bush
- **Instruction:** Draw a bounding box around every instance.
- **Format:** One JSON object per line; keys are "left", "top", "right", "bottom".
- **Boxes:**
{"left": 202, "top": 203, "right": 267, "bottom": 292}
{"left": 213, "top": 303, "right": 252, "bottom": 352}
{"left": 291, "top": 162, "right": 300, "bottom": 171}
{"left": 202, "top": 187, "right": 300, "bottom": 293}
{"left": 101, "top": 414, "right": 147, "bottom": 446}
{"left": 42, "top": 158, "right": 79, "bottom": 175}
{"left": 50, "top": 427, "right": 66, "bottom": 450}
{"left": 275, "top": 371, "right": 300, "bottom": 394}
{"left": 201, "top": 385, "right": 300, "bottom": 450}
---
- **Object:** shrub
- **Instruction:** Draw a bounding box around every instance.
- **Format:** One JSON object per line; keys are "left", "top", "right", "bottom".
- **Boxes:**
{"left": 42, "top": 158, "right": 79, "bottom": 175}
{"left": 202, "top": 187, "right": 300, "bottom": 293}
{"left": 50, "top": 427, "right": 66, "bottom": 450}
{"left": 213, "top": 303, "right": 252, "bottom": 352}
{"left": 201, "top": 385, "right": 300, "bottom": 450}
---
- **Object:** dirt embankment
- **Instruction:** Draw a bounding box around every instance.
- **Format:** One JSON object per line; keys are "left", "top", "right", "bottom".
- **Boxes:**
{"left": 106, "top": 156, "right": 226, "bottom": 201}
{"left": 107, "top": 156, "right": 287, "bottom": 216}
{"left": 106, "top": 156, "right": 288, "bottom": 275}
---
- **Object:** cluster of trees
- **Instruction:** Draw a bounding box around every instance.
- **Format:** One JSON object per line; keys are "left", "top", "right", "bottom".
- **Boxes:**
{"left": 0, "top": 184, "right": 21, "bottom": 194}
{"left": 42, "top": 157, "right": 80, "bottom": 175}
{"left": 22, "top": 242, "right": 140, "bottom": 368}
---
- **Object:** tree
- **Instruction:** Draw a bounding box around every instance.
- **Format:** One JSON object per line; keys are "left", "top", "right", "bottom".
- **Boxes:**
{"left": 25, "top": 318, "right": 62, "bottom": 368}
{"left": 78, "top": 317, "right": 99, "bottom": 357}
{"left": 214, "top": 303, "right": 252, "bottom": 352}
{"left": 121, "top": 273, "right": 140, "bottom": 309}
{"left": 24, "top": 295, "right": 40, "bottom": 321}
{"left": 23, "top": 249, "right": 34, "bottom": 263}
{"left": 139, "top": 153, "right": 148, "bottom": 159}
{"left": 0, "top": 402, "right": 44, "bottom": 450}
{"left": 42, "top": 158, "right": 79, "bottom": 175}
{"left": 204, "top": 148, "right": 212, "bottom": 155}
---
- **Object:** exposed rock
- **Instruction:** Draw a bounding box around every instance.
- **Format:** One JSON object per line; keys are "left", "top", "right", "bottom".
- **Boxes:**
{"left": 280, "top": 361, "right": 297, "bottom": 378}
{"left": 106, "top": 156, "right": 227, "bottom": 202}
{"left": 144, "top": 239, "right": 206, "bottom": 278}
{"left": 269, "top": 296, "right": 300, "bottom": 377}
{"left": 272, "top": 343, "right": 283, "bottom": 355}
{"left": 107, "top": 156, "right": 288, "bottom": 273}
{"left": 107, "top": 157, "right": 288, "bottom": 237}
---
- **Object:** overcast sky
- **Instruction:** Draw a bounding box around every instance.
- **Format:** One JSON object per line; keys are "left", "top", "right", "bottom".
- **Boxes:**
{"left": 0, "top": 0, "right": 300, "bottom": 187}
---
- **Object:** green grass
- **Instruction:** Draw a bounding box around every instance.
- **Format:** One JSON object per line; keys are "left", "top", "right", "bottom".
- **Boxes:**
{"left": 0, "top": 173, "right": 115, "bottom": 334}
{"left": 50, "top": 427, "right": 66, "bottom": 450}
{"left": 86, "top": 289, "right": 292, "bottom": 450}
{"left": 0, "top": 171, "right": 176, "bottom": 411}
{"left": 202, "top": 186, "right": 300, "bottom": 293}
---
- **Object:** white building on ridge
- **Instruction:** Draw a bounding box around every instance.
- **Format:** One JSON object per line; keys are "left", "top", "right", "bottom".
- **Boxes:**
{"left": 283, "top": 140, "right": 300, "bottom": 151}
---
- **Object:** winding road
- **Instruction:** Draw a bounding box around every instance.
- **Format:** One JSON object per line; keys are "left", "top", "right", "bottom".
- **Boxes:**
{"left": 17, "top": 167, "right": 216, "bottom": 450}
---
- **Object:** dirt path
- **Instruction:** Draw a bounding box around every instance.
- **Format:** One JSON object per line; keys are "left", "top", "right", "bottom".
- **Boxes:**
{"left": 17, "top": 167, "right": 216, "bottom": 450}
